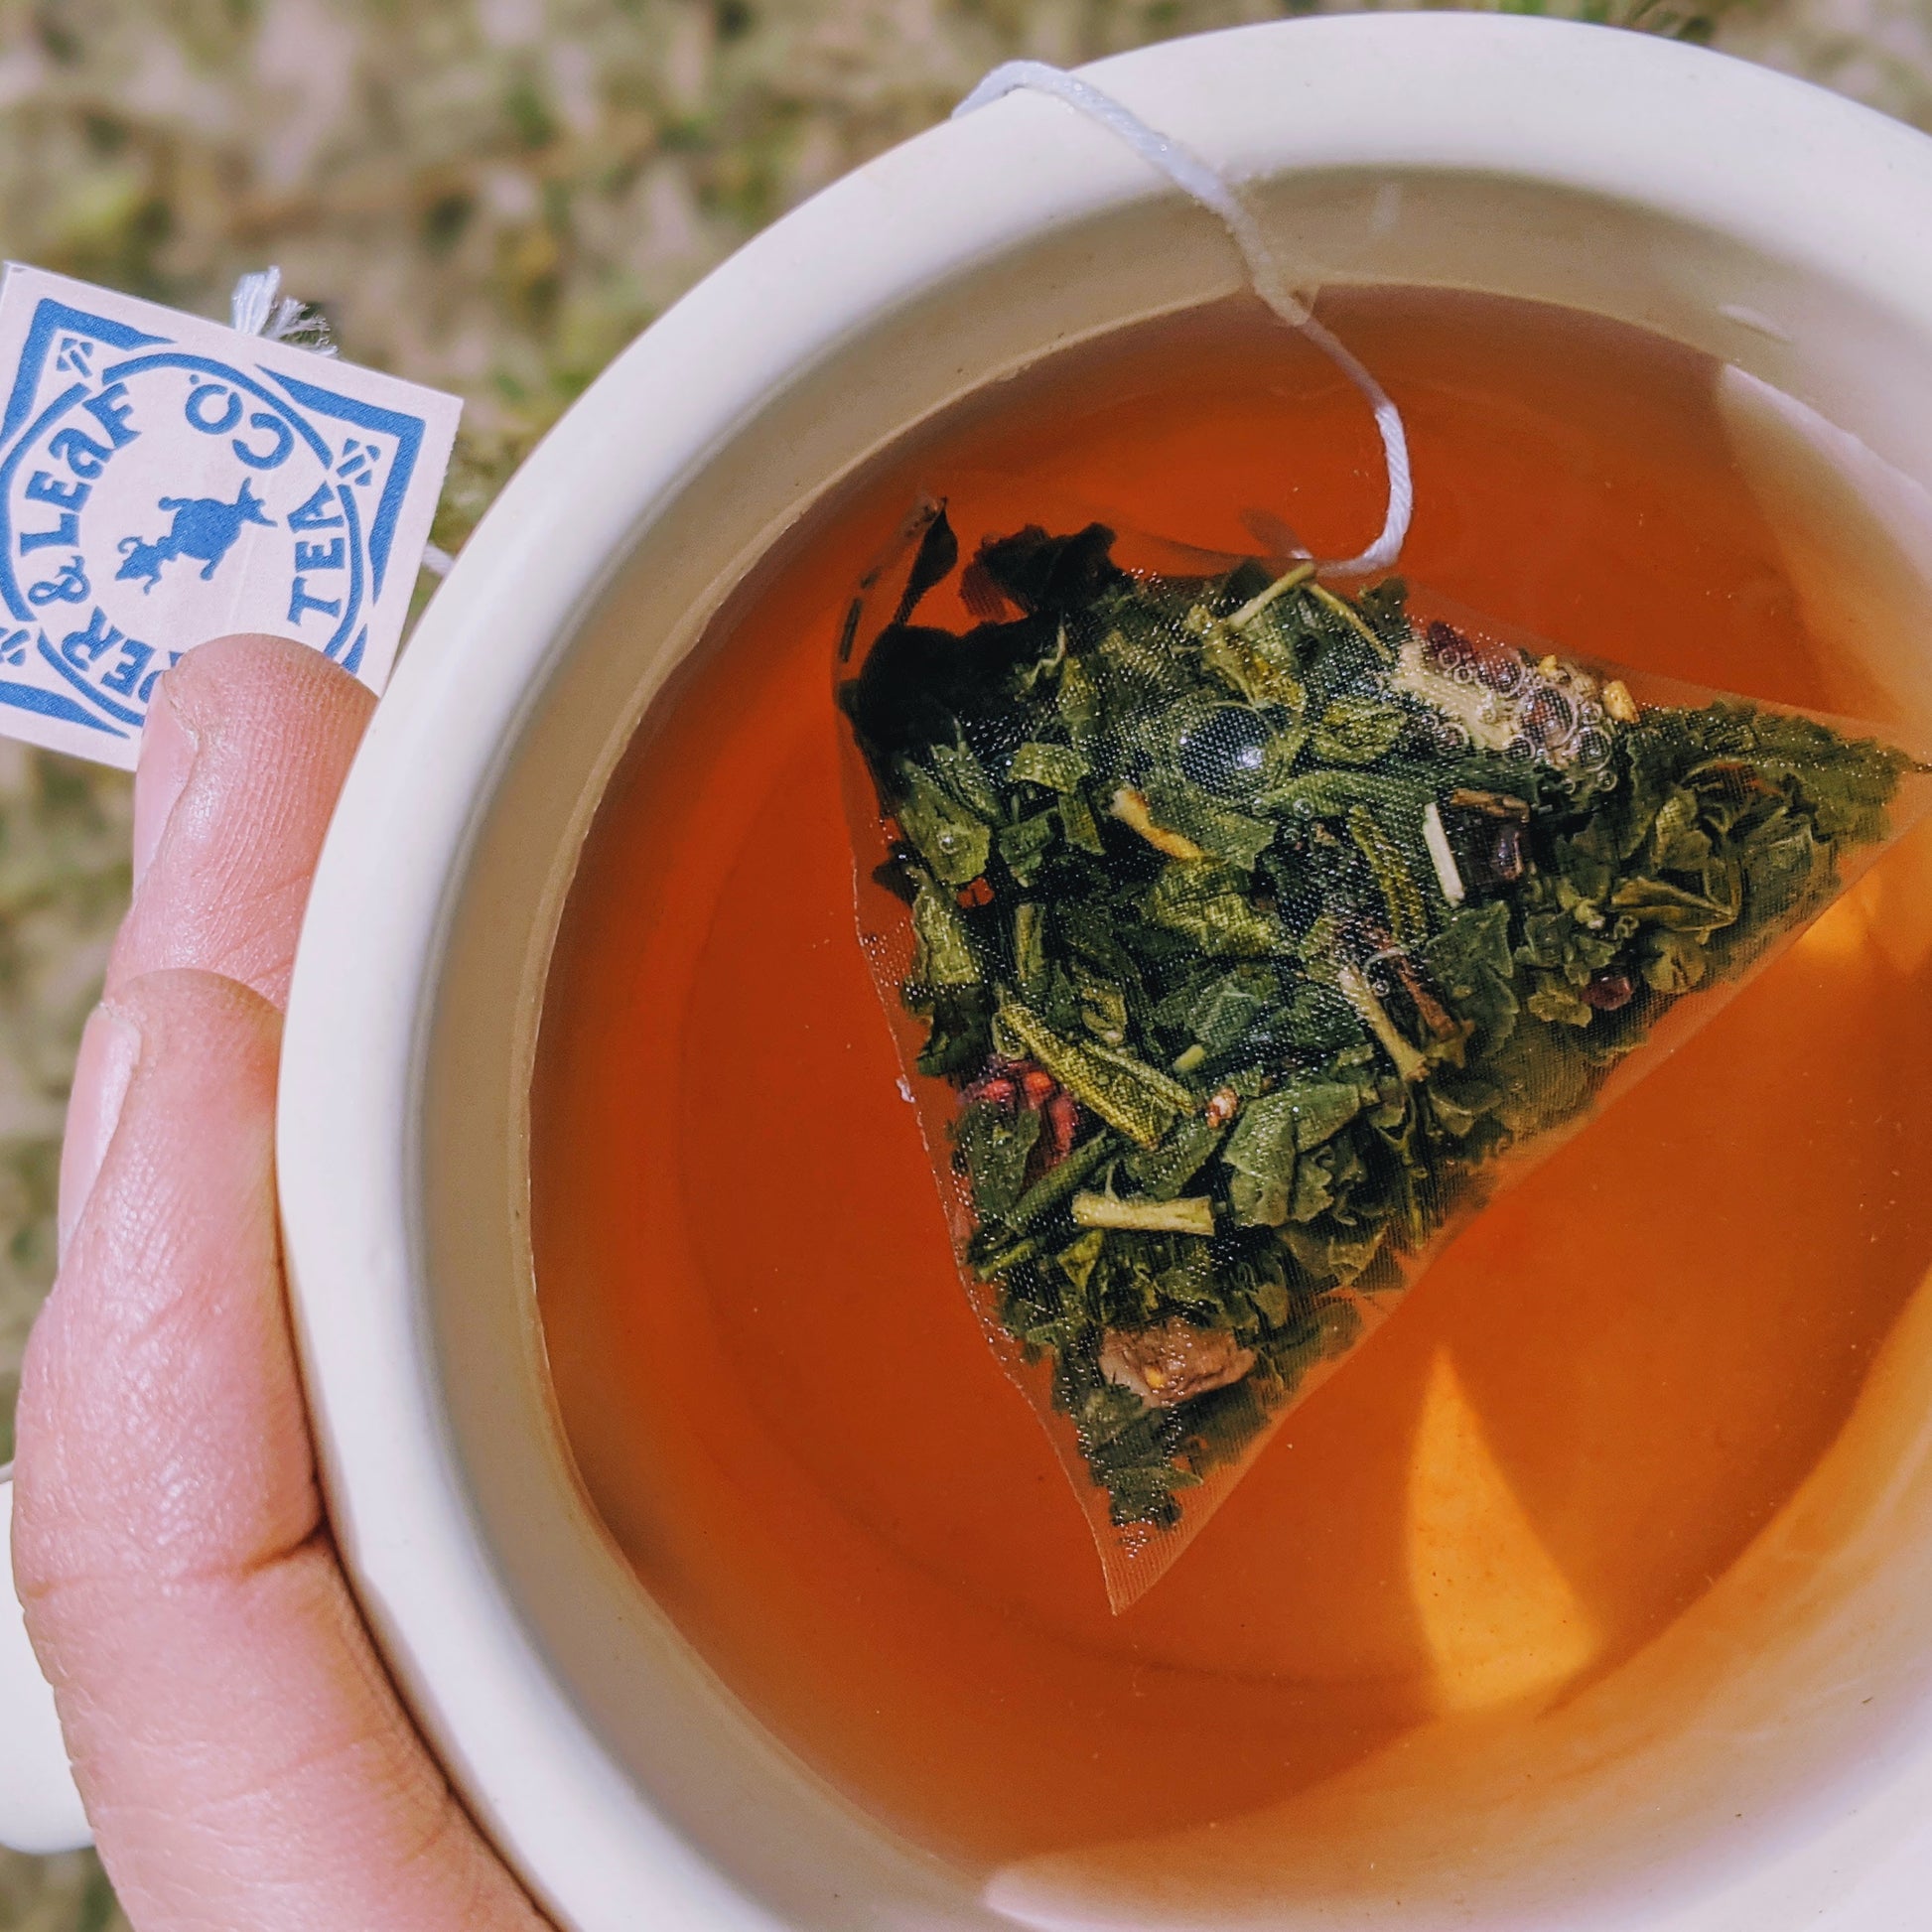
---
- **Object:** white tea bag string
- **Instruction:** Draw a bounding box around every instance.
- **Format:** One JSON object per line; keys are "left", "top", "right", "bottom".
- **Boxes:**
{"left": 228, "top": 265, "right": 338, "bottom": 356}
{"left": 953, "top": 62, "right": 1413, "bottom": 579}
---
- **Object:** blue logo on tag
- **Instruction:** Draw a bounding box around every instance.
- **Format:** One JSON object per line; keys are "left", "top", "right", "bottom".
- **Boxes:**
{"left": 115, "top": 479, "right": 274, "bottom": 592}
{"left": 0, "top": 294, "right": 433, "bottom": 746}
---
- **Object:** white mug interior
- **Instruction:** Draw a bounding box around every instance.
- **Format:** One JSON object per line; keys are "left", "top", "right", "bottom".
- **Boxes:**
{"left": 278, "top": 16, "right": 1932, "bottom": 1929}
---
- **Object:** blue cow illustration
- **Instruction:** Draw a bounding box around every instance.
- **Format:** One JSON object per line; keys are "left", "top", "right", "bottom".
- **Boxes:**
{"left": 116, "top": 480, "right": 274, "bottom": 594}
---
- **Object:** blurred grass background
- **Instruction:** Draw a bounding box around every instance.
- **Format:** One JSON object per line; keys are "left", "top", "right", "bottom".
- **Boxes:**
{"left": 0, "top": 0, "right": 1926, "bottom": 1922}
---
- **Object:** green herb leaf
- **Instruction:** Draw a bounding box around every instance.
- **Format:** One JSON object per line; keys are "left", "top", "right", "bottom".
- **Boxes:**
{"left": 1347, "top": 804, "right": 1427, "bottom": 944}
{"left": 1009, "top": 741, "right": 1090, "bottom": 790}
{"left": 1147, "top": 860, "right": 1281, "bottom": 957}
{"left": 911, "top": 877, "right": 981, "bottom": 987}
{"left": 1127, "top": 1115, "right": 1225, "bottom": 1199}
{"left": 1313, "top": 694, "right": 1407, "bottom": 765}
{"left": 998, "top": 812, "right": 1057, "bottom": 887}
{"left": 996, "top": 999, "right": 1191, "bottom": 1148}
{"left": 955, "top": 1100, "right": 1041, "bottom": 1221}
{"left": 897, "top": 760, "right": 990, "bottom": 887}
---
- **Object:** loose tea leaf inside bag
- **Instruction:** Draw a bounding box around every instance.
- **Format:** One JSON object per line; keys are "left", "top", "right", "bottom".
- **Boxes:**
{"left": 839, "top": 509, "right": 1925, "bottom": 1608}
{"left": 834, "top": 67, "right": 1930, "bottom": 1609}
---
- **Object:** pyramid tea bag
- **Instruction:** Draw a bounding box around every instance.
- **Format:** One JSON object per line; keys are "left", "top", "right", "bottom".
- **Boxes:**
{"left": 834, "top": 67, "right": 1929, "bottom": 1609}
{"left": 838, "top": 512, "right": 1924, "bottom": 1606}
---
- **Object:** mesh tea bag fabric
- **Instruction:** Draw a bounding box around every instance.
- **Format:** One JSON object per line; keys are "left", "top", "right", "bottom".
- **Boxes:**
{"left": 838, "top": 512, "right": 1925, "bottom": 1608}
{"left": 833, "top": 69, "right": 1928, "bottom": 1609}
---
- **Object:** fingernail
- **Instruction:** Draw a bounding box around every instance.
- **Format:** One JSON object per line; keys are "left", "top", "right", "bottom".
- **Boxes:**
{"left": 58, "top": 1005, "right": 141, "bottom": 1262}
{"left": 131, "top": 687, "right": 198, "bottom": 893}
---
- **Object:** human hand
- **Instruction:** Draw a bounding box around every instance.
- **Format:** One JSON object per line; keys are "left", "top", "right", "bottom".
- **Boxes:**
{"left": 11, "top": 638, "right": 549, "bottom": 1930}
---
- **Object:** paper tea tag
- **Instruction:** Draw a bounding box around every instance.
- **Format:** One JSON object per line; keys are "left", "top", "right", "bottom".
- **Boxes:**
{"left": 0, "top": 264, "right": 461, "bottom": 767}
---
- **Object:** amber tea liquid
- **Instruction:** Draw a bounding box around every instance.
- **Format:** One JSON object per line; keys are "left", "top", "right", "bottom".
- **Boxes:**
{"left": 531, "top": 291, "right": 1932, "bottom": 1882}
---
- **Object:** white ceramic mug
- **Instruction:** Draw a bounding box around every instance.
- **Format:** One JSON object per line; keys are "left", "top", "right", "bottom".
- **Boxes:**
{"left": 11, "top": 13, "right": 1932, "bottom": 1924}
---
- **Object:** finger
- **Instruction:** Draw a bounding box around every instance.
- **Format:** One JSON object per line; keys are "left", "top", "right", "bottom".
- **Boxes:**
{"left": 15, "top": 970, "right": 546, "bottom": 1932}
{"left": 56, "top": 1004, "right": 140, "bottom": 1260}
{"left": 109, "top": 633, "right": 375, "bottom": 1011}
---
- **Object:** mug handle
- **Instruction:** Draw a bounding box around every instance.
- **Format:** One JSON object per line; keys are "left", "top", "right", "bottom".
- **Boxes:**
{"left": 0, "top": 1469, "right": 92, "bottom": 1853}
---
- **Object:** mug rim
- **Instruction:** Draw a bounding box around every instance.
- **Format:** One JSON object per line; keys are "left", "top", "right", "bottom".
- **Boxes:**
{"left": 278, "top": 15, "right": 1932, "bottom": 1929}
